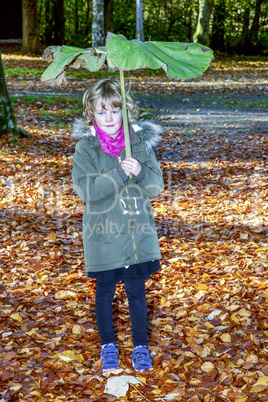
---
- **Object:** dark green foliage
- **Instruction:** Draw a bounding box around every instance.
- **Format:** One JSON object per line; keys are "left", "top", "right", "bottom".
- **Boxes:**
{"left": 36, "top": 0, "right": 268, "bottom": 54}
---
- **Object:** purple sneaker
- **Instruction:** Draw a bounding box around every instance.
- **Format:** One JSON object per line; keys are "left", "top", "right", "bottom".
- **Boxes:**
{"left": 132, "top": 345, "right": 152, "bottom": 371}
{"left": 100, "top": 343, "right": 119, "bottom": 372}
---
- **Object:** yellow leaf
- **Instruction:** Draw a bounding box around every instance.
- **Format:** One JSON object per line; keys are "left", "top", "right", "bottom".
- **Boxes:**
{"left": 227, "top": 304, "right": 240, "bottom": 311}
{"left": 160, "top": 297, "right": 167, "bottom": 304}
{"left": 10, "top": 313, "right": 23, "bottom": 323}
{"left": 251, "top": 375, "right": 268, "bottom": 393}
{"left": 55, "top": 290, "right": 67, "bottom": 299}
{"left": 196, "top": 284, "right": 208, "bottom": 290}
{"left": 164, "top": 325, "right": 173, "bottom": 331}
{"left": 72, "top": 325, "right": 83, "bottom": 335}
{"left": 204, "top": 396, "right": 212, "bottom": 402}
{"left": 176, "top": 310, "right": 187, "bottom": 318}
{"left": 9, "top": 384, "right": 22, "bottom": 391}
{"left": 75, "top": 310, "right": 86, "bottom": 317}
{"left": 238, "top": 309, "right": 251, "bottom": 317}
{"left": 66, "top": 273, "right": 78, "bottom": 280}
{"left": 220, "top": 333, "right": 231, "bottom": 343}
{"left": 201, "top": 345, "right": 211, "bottom": 358}
{"left": 246, "top": 354, "right": 258, "bottom": 364}
{"left": 47, "top": 232, "right": 57, "bottom": 240}
{"left": 137, "top": 376, "right": 147, "bottom": 384}
{"left": 201, "top": 362, "right": 214, "bottom": 372}
{"left": 231, "top": 314, "right": 240, "bottom": 323}
{"left": 1, "top": 197, "right": 14, "bottom": 205}
{"left": 75, "top": 353, "right": 84, "bottom": 362}
{"left": 31, "top": 391, "right": 42, "bottom": 396}
{"left": 159, "top": 204, "right": 167, "bottom": 213}
{"left": 56, "top": 350, "right": 84, "bottom": 362}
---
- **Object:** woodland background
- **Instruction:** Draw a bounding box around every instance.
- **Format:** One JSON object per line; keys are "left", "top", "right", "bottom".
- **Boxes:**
{"left": 2, "top": 0, "right": 268, "bottom": 55}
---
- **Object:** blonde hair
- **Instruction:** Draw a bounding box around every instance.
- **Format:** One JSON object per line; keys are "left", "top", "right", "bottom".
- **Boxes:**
{"left": 82, "top": 78, "right": 138, "bottom": 125}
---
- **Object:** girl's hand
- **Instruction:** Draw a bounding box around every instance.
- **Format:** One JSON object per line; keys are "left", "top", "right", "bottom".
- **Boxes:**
{"left": 120, "top": 157, "right": 141, "bottom": 177}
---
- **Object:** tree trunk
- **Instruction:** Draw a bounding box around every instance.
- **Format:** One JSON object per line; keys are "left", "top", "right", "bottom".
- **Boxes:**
{"left": 0, "top": 52, "right": 21, "bottom": 138}
{"left": 193, "top": 0, "right": 214, "bottom": 46}
{"left": 136, "top": 0, "right": 144, "bottom": 41}
{"left": 239, "top": 4, "right": 251, "bottom": 54}
{"left": 22, "top": 0, "right": 39, "bottom": 54}
{"left": 44, "top": 0, "right": 53, "bottom": 45}
{"left": 210, "top": 0, "right": 225, "bottom": 52}
{"left": 85, "top": 0, "right": 91, "bottom": 38}
{"left": 250, "top": 0, "right": 265, "bottom": 46}
{"left": 92, "top": 0, "right": 105, "bottom": 47}
{"left": 104, "top": 0, "right": 113, "bottom": 38}
{"left": 53, "top": 0, "right": 65, "bottom": 45}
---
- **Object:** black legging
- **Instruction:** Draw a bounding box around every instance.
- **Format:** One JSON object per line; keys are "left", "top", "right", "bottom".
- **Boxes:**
{"left": 95, "top": 277, "right": 148, "bottom": 347}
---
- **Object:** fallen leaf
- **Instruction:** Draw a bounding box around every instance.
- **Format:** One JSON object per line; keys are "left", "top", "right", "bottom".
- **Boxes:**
{"left": 72, "top": 324, "right": 83, "bottom": 334}
{"left": 56, "top": 350, "right": 84, "bottom": 362}
{"left": 220, "top": 333, "right": 231, "bottom": 342}
{"left": 250, "top": 375, "right": 268, "bottom": 393}
{"left": 10, "top": 313, "right": 23, "bottom": 323}
{"left": 104, "top": 375, "right": 143, "bottom": 398}
{"left": 201, "top": 362, "right": 215, "bottom": 373}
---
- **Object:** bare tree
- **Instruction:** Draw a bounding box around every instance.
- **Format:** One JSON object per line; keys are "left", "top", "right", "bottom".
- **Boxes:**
{"left": 250, "top": 0, "right": 267, "bottom": 46}
{"left": 136, "top": 0, "right": 144, "bottom": 41}
{"left": 104, "top": 0, "right": 113, "bottom": 37}
{"left": 193, "top": 0, "right": 214, "bottom": 46}
{"left": 22, "top": 0, "right": 39, "bottom": 54}
{"left": 211, "top": 0, "right": 226, "bottom": 52}
{"left": 92, "top": 0, "right": 105, "bottom": 46}
{"left": 0, "top": 52, "right": 25, "bottom": 138}
{"left": 53, "top": 0, "right": 65, "bottom": 45}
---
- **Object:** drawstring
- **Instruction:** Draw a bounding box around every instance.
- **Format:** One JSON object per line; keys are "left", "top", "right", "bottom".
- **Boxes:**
{"left": 134, "top": 198, "right": 140, "bottom": 215}
{"left": 120, "top": 199, "right": 129, "bottom": 215}
{"left": 120, "top": 198, "right": 140, "bottom": 215}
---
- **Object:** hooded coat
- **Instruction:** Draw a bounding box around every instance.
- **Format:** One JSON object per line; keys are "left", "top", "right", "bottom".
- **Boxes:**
{"left": 71, "top": 118, "right": 164, "bottom": 274}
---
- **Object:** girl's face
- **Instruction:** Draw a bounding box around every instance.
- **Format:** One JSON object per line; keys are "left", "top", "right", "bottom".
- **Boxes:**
{"left": 94, "top": 98, "right": 123, "bottom": 138}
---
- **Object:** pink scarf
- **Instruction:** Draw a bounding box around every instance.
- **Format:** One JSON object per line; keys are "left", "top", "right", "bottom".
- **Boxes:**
{"left": 94, "top": 122, "right": 131, "bottom": 157}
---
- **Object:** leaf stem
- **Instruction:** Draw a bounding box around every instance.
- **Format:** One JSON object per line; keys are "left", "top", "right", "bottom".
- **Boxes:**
{"left": 119, "top": 69, "right": 131, "bottom": 159}
{"left": 130, "top": 383, "right": 151, "bottom": 401}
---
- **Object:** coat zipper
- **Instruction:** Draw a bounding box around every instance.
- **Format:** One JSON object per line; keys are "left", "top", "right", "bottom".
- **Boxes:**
{"left": 125, "top": 186, "right": 138, "bottom": 264}
{"left": 118, "top": 154, "right": 138, "bottom": 263}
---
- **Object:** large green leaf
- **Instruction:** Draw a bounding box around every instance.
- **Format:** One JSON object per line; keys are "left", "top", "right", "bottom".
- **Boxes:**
{"left": 106, "top": 33, "right": 214, "bottom": 79}
{"left": 41, "top": 45, "right": 106, "bottom": 84}
{"left": 41, "top": 33, "right": 214, "bottom": 84}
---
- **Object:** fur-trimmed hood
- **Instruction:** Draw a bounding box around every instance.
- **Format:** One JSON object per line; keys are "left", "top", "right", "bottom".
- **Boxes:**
{"left": 71, "top": 118, "right": 163, "bottom": 153}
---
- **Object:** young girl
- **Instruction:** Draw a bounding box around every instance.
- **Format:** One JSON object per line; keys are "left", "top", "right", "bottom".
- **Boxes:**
{"left": 71, "top": 78, "right": 164, "bottom": 373}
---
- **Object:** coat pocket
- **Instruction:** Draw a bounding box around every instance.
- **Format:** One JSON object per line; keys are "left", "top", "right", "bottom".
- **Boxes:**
{"left": 83, "top": 214, "right": 105, "bottom": 241}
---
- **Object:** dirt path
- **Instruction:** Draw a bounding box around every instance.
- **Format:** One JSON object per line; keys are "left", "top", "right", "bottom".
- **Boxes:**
{"left": 134, "top": 89, "right": 268, "bottom": 163}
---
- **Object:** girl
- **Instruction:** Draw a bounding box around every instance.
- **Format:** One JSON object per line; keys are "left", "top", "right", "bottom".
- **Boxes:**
{"left": 71, "top": 78, "right": 164, "bottom": 373}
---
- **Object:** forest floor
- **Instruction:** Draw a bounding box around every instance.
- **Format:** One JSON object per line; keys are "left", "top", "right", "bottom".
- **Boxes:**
{"left": 1, "top": 47, "right": 268, "bottom": 401}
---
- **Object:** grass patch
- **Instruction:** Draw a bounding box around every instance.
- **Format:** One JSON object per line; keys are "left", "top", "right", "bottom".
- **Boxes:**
{"left": 12, "top": 94, "right": 83, "bottom": 127}
{"left": 5, "top": 68, "right": 43, "bottom": 78}
{"left": 224, "top": 100, "right": 268, "bottom": 108}
{"left": 12, "top": 94, "right": 82, "bottom": 106}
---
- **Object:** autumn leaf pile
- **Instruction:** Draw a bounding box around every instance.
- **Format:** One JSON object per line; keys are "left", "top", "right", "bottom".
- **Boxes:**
{"left": 1, "top": 50, "right": 268, "bottom": 401}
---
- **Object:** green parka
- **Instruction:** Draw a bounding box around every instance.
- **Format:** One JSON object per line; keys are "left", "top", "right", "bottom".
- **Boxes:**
{"left": 71, "top": 119, "right": 164, "bottom": 274}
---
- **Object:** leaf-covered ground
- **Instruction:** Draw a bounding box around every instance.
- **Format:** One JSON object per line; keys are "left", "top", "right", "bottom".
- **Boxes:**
{"left": 1, "top": 49, "right": 268, "bottom": 401}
